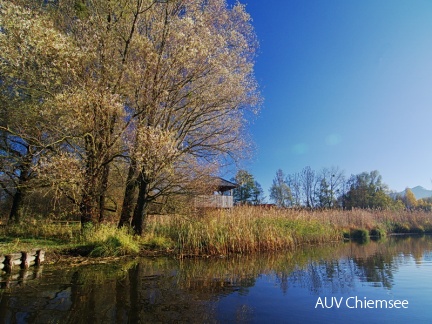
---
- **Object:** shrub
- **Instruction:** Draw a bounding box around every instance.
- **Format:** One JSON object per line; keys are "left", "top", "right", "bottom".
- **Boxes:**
{"left": 412, "top": 226, "right": 425, "bottom": 234}
{"left": 370, "top": 228, "right": 386, "bottom": 238}
{"left": 393, "top": 223, "right": 411, "bottom": 233}
{"left": 350, "top": 229, "right": 370, "bottom": 243}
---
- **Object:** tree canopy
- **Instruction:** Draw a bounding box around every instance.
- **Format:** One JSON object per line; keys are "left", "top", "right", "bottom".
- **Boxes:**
{"left": 232, "top": 170, "right": 264, "bottom": 205}
{"left": 342, "top": 170, "right": 392, "bottom": 209}
{"left": 269, "top": 169, "right": 291, "bottom": 208}
{"left": 0, "top": 0, "right": 261, "bottom": 234}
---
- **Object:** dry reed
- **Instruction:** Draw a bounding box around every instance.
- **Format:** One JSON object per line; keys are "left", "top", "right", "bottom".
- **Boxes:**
{"left": 143, "top": 207, "right": 432, "bottom": 256}
{"left": 144, "top": 206, "right": 341, "bottom": 256}
{"left": 2, "top": 207, "right": 431, "bottom": 257}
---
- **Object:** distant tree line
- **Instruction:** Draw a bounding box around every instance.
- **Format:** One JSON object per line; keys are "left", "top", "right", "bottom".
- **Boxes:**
{"left": 268, "top": 166, "right": 346, "bottom": 208}
{"left": 263, "top": 167, "right": 430, "bottom": 211}
{"left": 393, "top": 188, "right": 432, "bottom": 211}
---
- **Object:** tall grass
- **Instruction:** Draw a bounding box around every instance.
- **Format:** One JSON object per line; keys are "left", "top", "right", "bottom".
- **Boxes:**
{"left": 143, "top": 207, "right": 432, "bottom": 256}
{"left": 144, "top": 207, "right": 341, "bottom": 256}
{"left": 2, "top": 207, "right": 431, "bottom": 257}
{"left": 79, "top": 224, "right": 140, "bottom": 257}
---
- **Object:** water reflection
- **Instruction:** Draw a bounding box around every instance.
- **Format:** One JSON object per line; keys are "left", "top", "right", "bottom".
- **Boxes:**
{"left": 0, "top": 267, "right": 44, "bottom": 290}
{"left": 1, "top": 235, "right": 432, "bottom": 323}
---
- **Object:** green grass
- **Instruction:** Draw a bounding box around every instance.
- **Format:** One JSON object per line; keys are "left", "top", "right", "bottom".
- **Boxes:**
{"left": 80, "top": 224, "right": 140, "bottom": 257}
{"left": 1, "top": 220, "right": 79, "bottom": 254}
{"left": 0, "top": 237, "right": 65, "bottom": 255}
{"left": 0, "top": 222, "right": 140, "bottom": 258}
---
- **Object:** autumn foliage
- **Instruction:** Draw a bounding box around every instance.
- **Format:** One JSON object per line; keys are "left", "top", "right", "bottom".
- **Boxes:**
{"left": 0, "top": 0, "right": 260, "bottom": 234}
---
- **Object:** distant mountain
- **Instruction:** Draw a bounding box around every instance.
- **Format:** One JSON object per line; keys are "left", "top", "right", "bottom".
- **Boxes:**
{"left": 399, "top": 186, "right": 432, "bottom": 200}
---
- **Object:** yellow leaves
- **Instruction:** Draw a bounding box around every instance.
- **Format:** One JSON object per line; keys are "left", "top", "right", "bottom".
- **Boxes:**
{"left": 1, "top": 0, "right": 261, "bottom": 212}
{"left": 36, "top": 152, "right": 85, "bottom": 200}
{"left": 47, "top": 86, "right": 125, "bottom": 135}
{"left": 0, "top": 1, "right": 83, "bottom": 90}
{"left": 133, "top": 126, "right": 179, "bottom": 177}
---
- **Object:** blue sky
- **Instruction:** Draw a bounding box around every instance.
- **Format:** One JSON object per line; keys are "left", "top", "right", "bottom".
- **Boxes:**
{"left": 237, "top": 0, "right": 432, "bottom": 195}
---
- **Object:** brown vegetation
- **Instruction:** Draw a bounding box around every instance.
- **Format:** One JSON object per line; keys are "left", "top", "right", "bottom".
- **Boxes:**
{"left": 141, "top": 207, "right": 432, "bottom": 256}
{"left": 1, "top": 207, "right": 431, "bottom": 258}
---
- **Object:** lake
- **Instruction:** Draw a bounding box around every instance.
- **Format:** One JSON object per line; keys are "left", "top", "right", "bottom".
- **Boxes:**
{"left": 1, "top": 235, "right": 432, "bottom": 323}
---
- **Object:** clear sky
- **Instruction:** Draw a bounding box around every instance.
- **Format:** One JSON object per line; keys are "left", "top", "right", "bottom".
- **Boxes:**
{"left": 237, "top": 0, "right": 432, "bottom": 196}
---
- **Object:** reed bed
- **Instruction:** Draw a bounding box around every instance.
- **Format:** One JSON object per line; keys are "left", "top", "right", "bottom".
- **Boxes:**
{"left": 294, "top": 208, "right": 432, "bottom": 233}
{"left": 143, "top": 207, "right": 432, "bottom": 256}
{"left": 1, "top": 207, "right": 431, "bottom": 257}
{"left": 144, "top": 207, "right": 341, "bottom": 256}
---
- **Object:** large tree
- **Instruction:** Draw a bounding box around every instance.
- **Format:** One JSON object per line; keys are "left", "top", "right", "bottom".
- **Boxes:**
{"left": 0, "top": 1, "right": 82, "bottom": 222}
{"left": 23, "top": 0, "right": 149, "bottom": 226}
{"left": 402, "top": 188, "right": 417, "bottom": 210}
{"left": 116, "top": 0, "right": 260, "bottom": 234}
{"left": 300, "top": 166, "right": 316, "bottom": 208}
{"left": 1, "top": 0, "right": 260, "bottom": 232}
{"left": 251, "top": 181, "right": 265, "bottom": 205}
{"left": 316, "top": 166, "right": 344, "bottom": 208}
{"left": 286, "top": 172, "right": 301, "bottom": 207}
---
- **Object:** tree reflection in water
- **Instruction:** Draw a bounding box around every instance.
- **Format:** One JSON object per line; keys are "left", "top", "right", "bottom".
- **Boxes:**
{"left": 0, "top": 235, "right": 431, "bottom": 323}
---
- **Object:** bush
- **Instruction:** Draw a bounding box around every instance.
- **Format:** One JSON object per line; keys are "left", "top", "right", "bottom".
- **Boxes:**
{"left": 370, "top": 228, "right": 386, "bottom": 238}
{"left": 350, "top": 229, "right": 370, "bottom": 243}
{"left": 393, "top": 223, "right": 411, "bottom": 233}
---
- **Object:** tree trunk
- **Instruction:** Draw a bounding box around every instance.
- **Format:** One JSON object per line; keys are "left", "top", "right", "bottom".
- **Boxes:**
{"left": 80, "top": 135, "right": 100, "bottom": 227}
{"left": 8, "top": 160, "right": 31, "bottom": 224}
{"left": 118, "top": 161, "right": 137, "bottom": 228}
{"left": 99, "top": 112, "right": 118, "bottom": 223}
{"left": 80, "top": 168, "right": 99, "bottom": 227}
{"left": 8, "top": 188, "right": 24, "bottom": 223}
{"left": 80, "top": 192, "right": 97, "bottom": 227}
{"left": 131, "top": 174, "right": 148, "bottom": 235}
{"left": 98, "top": 163, "right": 110, "bottom": 223}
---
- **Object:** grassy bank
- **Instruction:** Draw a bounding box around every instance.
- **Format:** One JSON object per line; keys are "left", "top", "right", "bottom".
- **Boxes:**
{"left": 0, "top": 222, "right": 140, "bottom": 258}
{"left": 1, "top": 207, "right": 431, "bottom": 258}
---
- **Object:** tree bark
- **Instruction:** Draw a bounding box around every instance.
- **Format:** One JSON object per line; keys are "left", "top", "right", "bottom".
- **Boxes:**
{"left": 80, "top": 192, "right": 97, "bottom": 226}
{"left": 118, "top": 162, "right": 137, "bottom": 228}
{"left": 8, "top": 188, "right": 23, "bottom": 223}
{"left": 80, "top": 159, "right": 99, "bottom": 227}
{"left": 8, "top": 159, "right": 31, "bottom": 224}
{"left": 80, "top": 134, "right": 101, "bottom": 227}
{"left": 98, "top": 163, "right": 110, "bottom": 223}
{"left": 131, "top": 174, "right": 148, "bottom": 235}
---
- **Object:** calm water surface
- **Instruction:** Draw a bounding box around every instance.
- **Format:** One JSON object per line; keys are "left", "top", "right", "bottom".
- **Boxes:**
{"left": 1, "top": 235, "right": 432, "bottom": 323}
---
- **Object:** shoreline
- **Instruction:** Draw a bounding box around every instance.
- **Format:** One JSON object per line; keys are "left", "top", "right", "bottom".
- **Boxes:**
{"left": 2, "top": 232, "right": 431, "bottom": 270}
{"left": 1, "top": 208, "right": 432, "bottom": 260}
